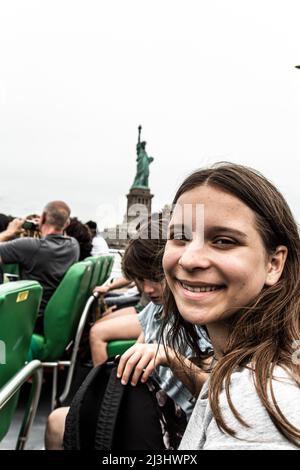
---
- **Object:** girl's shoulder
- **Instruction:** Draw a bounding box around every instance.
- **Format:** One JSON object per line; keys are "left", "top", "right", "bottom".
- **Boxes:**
{"left": 183, "top": 365, "right": 300, "bottom": 450}
{"left": 205, "top": 365, "right": 300, "bottom": 449}
{"left": 231, "top": 364, "right": 299, "bottom": 386}
{"left": 223, "top": 365, "right": 300, "bottom": 427}
{"left": 229, "top": 365, "right": 300, "bottom": 397}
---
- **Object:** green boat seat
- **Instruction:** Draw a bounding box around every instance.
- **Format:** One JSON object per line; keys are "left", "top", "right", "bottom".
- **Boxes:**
{"left": 26, "top": 261, "right": 94, "bottom": 409}
{"left": 2, "top": 263, "right": 20, "bottom": 276}
{"left": 0, "top": 281, "right": 42, "bottom": 442}
{"left": 28, "top": 260, "right": 93, "bottom": 362}
{"left": 107, "top": 339, "right": 136, "bottom": 358}
{"left": 97, "top": 255, "right": 114, "bottom": 286}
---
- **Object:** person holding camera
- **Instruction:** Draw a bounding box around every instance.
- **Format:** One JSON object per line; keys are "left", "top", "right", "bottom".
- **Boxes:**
{"left": 0, "top": 201, "right": 79, "bottom": 333}
{"left": 0, "top": 217, "right": 25, "bottom": 242}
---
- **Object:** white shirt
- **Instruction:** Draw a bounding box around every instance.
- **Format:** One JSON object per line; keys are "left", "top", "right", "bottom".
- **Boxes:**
{"left": 180, "top": 366, "right": 300, "bottom": 450}
{"left": 91, "top": 234, "right": 109, "bottom": 256}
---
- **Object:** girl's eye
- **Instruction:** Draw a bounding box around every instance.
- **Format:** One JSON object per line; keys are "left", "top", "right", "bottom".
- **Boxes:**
{"left": 214, "top": 238, "right": 236, "bottom": 246}
{"left": 167, "top": 226, "right": 193, "bottom": 241}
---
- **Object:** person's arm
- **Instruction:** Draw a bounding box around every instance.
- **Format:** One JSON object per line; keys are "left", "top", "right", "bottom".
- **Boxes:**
{"left": 0, "top": 218, "right": 26, "bottom": 264}
{"left": 116, "top": 342, "right": 209, "bottom": 395}
{"left": 0, "top": 218, "right": 25, "bottom": 243}
{"left": 0, "top": 233, "right": 36, "bottom": 266}
{"left": 93, "top": 276, "right": 133, "bottom": 295}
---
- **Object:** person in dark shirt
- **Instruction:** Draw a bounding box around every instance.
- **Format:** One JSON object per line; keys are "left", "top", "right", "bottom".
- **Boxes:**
{"left": 0, "top": 201, "right": 80, "bottom": 333}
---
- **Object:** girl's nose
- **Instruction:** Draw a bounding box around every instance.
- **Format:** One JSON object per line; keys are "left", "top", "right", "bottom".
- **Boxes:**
{"left": 178, "top": 241, "right": 212, "bottom": 271}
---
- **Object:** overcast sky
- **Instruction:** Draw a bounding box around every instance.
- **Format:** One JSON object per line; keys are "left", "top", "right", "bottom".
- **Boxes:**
{"left": 1, "top": 1, "right": 300, "bottom": 229}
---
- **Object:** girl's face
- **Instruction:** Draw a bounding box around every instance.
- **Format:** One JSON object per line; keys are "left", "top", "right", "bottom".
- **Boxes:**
{"left": 163, "top": 185, "right": 278, "bottom": 326}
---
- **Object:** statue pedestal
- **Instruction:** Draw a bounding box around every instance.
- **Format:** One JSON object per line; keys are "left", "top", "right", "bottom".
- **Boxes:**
{"left": 102, "top": 188, "right": 154, "bottom": 250}
{"left": 125, "top": 188, "right": 154, "bottom": 225}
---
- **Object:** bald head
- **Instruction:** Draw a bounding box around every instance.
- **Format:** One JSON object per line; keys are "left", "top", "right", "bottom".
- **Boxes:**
{"left": 42, "top": 201, "right": 71, "bottom": 231}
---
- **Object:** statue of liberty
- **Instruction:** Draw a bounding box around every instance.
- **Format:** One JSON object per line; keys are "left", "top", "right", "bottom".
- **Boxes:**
{"left": 131, "top": 126, "right": 154, "bottom": 189}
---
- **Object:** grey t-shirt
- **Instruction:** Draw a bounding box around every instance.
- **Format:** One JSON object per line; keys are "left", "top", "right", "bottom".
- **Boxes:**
{"left": 179, "top": 366, "right": 300, "bottom": 450}
{"left": 0, "top": 234, "right": 79, "bottom": 319}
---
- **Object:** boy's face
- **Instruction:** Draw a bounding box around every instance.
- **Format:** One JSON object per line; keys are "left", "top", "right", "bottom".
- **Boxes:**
{"left": 135, "top": 279, "right": 164, "bottom": 305}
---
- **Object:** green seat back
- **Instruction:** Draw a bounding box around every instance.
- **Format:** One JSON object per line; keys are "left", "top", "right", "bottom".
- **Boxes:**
{"left": 32, "top": 261, "right": 93, "bottom": 361}
{"left": 83, "top": 256, "right": 103, "bottom": 291}
{"left": 2, "top": 263, "right": 20, "bottom": 276}
{"left": 0, "top": 281, "right": 42, "bottom": 441}
{"left": 97, "top": 255, "right": 114, "bottom": 286}
{"left": 107, "top": 339, "right": 136, "bottom": 358}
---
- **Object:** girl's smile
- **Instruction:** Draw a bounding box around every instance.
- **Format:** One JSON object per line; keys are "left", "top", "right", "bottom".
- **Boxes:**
{"left": 175, "top": 279, "right": 225, "bottom": 300}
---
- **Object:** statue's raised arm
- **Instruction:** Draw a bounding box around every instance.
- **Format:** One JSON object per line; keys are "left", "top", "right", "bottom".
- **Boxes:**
{"left": 131, "top": 126, "right": 154, "bottom": 189}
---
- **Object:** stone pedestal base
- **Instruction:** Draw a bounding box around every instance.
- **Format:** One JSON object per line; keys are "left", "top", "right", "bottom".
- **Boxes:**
{"left": 102, "top": 188, "right": 154, "bottom": 249}
{"left": 125, "top": 188, "right": 154, "bottom": 225}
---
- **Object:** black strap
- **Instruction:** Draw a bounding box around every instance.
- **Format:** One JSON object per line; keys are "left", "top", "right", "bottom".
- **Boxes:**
{"left": 63, "top": 365, "right": 102, "bottom": 450}
{"left": 94, "top": 365, "right": 125, "bottom": 450}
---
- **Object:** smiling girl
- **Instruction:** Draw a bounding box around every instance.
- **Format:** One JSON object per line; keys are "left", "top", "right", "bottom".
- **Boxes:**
{"left": 162, "top": 163, "right": 300, "bottom": 449}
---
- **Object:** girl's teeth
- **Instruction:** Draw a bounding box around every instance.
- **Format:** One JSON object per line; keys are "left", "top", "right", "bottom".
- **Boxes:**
{"left": 181, "top": 283, "right": 220, "bottom": 293}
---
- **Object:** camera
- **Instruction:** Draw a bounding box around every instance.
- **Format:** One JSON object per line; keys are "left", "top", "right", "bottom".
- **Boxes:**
{"left": 22, "top": 220, "right": 38, "bottom": 231}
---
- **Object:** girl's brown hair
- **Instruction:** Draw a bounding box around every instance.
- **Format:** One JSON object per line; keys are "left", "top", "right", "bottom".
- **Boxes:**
{"left": 163, "top": 162, "right": 300, "bottom": 446}
{"left": 122, "top": 216, "right": 167, "bottom": 283}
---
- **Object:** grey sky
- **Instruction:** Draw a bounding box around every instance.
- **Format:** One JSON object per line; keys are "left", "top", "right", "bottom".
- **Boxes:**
{"left": 1, "top": 0, "right": 300, "bottom": 229}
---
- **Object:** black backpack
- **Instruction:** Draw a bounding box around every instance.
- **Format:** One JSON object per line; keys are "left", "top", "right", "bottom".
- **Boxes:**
{"left": 63, "top": 359, "right": 187, "bottom": 450}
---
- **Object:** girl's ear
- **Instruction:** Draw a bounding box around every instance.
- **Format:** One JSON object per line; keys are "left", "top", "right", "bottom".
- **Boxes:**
{"left": 265, "top": 245, "right": 288, "bottom": 286}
